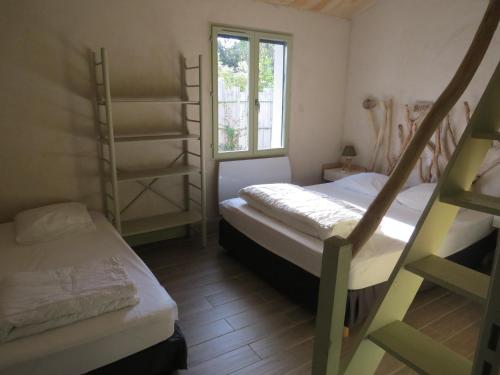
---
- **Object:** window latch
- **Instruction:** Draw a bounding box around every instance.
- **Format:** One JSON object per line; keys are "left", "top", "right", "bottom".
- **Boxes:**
{"left": 255, "top": 98, "right": 260, "bottom": 111}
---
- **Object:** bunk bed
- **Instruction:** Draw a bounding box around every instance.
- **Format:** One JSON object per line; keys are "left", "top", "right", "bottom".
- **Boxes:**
{"left": 0, "top": 210, "right": 187, "bottom": 375}
{"left": 217, "top": 158, "right": 497, "bottom": 328}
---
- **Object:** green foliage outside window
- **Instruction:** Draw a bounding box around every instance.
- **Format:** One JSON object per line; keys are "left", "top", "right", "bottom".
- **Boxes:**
{"left": 218, "top": 40, "right": 274, "bottom": 91}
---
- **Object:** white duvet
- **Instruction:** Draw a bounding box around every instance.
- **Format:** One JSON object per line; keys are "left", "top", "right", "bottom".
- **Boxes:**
{"left": 0, "top": 256, "right": 139, "bottom": 343}
{"left": 239, "top": 183, "right": 364, "bottom": 240}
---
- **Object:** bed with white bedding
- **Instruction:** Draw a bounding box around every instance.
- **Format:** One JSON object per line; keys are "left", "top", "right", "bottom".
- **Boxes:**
{"left": 221, "top": 181, "right": 493, "bottom": 290}
{"left": 0, "top": 212, "right": 182, "bottom": 375}
{"left": 219, "top": 177, "right": 495, "bottom": 326}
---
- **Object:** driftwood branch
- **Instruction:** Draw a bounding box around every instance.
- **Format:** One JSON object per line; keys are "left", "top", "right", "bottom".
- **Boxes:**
{"left": 347, "top": 0, "right": 500, "bottom": 255}
{"left": 429, "top": 125, "right": 443, "bottom": 180}
{"left": 464, "top": 100, "right": 472, "bottom": 123}
{"left": 371, "top": 110, "right": 386, "bottom": 171}
{"left": 442, "top": 115, "right": 453, "bottom": 160}
{"left": 384, "top": 99, "right": 394, "bottom": 172}
{"left": 363, "top": 98, "right": 381, "bottom": 171}
{"left": 418, "top": 157, "right": 425, "bottom": 182}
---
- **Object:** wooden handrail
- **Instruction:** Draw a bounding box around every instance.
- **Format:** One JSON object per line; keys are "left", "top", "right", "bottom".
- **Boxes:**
{"left": 347, "top": 0, "right": 500, "bottom": 255}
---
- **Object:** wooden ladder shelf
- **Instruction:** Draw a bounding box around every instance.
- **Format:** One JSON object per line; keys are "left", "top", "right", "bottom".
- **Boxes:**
{"left": 91, "top": 48, "right": 207, "bottom": 246}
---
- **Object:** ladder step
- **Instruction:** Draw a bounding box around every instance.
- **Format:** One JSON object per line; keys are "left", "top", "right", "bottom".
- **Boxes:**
{"left": 368, "top": 321, "right": 472, "bottom": 375}
{"left": 440, "top": 190, "right": 500, "bottom": 216}
{"left": 471, "top": 130, "right": 500, "bottom": 141}
{"left": 406, "top": 255, "right": 490, "bottom": 304}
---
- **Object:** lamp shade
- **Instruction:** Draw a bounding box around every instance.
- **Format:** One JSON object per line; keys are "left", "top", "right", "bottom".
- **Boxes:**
{"left": 341, "top": 145, "right": 357, "bottom": 157}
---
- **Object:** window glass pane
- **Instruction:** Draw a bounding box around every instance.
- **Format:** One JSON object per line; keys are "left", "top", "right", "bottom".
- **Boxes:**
{"left": 257, "top": 40, "right": 287, "bottom": 150}
{"left": 217, "top": 34, "right": 250, "bottom": 153}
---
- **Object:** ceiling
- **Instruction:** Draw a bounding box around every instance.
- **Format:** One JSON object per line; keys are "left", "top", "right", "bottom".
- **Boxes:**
{"left": 257, "top": 0, "right": 375, "bottom": 19}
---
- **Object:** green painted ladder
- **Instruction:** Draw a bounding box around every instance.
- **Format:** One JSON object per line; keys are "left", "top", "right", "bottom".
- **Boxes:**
{"left": 312, "top": 0, "right": 500, "bottom": 375}
{"left": 312, "top": 2, "right": 500, "bottom": 373}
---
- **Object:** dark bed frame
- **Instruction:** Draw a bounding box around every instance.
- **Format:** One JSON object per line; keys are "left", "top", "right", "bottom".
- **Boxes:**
{"left": 219, "top": 218, "right": 497, "bottom": 328}
{"left": 82, "top": 239, "right": 190, "bottom": 375}
{"left": 87, "top": 322, "right": 187, "bottom": 375}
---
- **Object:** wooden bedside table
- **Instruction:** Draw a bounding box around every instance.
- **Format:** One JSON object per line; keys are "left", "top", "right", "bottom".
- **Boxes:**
{"left": 322, "top": 162, "right": 367, "bottom": 182}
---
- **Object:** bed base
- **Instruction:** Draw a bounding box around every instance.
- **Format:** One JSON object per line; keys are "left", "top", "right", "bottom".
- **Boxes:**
{"left": 219, "top": 219, "right": 497, "bottom": 328}
{"left": 87, "top": 322, "right": 187, "bottom": 375}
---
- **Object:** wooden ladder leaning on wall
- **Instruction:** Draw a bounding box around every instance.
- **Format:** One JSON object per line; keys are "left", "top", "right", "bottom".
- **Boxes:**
{"left": 312, "top": 1, "right": 500, "bottom": 374}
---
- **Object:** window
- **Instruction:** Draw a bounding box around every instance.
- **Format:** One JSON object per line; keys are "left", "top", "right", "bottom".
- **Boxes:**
{"left": 211, "top": 25, "right": 292, "bottom": 159}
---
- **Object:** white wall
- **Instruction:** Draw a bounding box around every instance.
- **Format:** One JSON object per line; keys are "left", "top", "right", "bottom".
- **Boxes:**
{"left": 343, "top": 0, "right": 500, "bottom": 183}
{"left": 0, "top": 0, "right": 350, "bottom": 223}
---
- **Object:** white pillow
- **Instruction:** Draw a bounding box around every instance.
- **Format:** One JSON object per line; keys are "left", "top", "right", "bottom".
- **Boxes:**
{"left": 15, "top": 202, "right": 96, "bottom": 244}
{"left": 333, "top": 172, "right": 389, "bottom": 196}
{"left": 396, "top": 183, "right": 437, "bottom": 211}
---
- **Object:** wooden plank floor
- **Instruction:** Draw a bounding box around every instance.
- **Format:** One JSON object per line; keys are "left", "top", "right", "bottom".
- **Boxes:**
{"left": 136, "top": 234, "right": 483, "bottom": 375}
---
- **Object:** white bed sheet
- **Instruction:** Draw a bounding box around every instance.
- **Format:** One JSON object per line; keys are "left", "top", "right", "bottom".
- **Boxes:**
{"left": 220, "top": 182, "right": 493, "bottom": 290}
{"left": 0, "top": 212, "right": 178, "bottom": 375}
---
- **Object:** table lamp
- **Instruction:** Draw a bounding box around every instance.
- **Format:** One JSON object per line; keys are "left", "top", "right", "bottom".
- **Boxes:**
{"left": 342, "top": 145, "right": 356, "bottom": 171}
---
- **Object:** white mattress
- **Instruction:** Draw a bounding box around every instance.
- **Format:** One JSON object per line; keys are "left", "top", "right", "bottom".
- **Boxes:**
{"left": 0, "top": 212, "right": 178, "bottom": 375}
{"left": 220, "top": 182, "right": 493, "bottom": 290}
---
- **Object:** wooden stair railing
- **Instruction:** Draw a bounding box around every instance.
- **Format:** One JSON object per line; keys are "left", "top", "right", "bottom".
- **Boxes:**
{"left": 312, "top": 1, "right": 500, "bottom": 374}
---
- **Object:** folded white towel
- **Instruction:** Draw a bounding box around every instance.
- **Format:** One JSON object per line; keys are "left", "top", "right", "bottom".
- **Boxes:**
{"left": 0, "top": 257, "right": 139, "bottom": 342}
{"left": 239, "top": 183, "right": 363, "bottom": 240}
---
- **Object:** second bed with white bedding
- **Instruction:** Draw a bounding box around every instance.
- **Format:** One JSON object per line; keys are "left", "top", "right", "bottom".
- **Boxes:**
{"left": 220, "top": 182, "right": 493, "bottom": 290}
{"left": 0, "top": 212, "right": 178, "bottom": 375}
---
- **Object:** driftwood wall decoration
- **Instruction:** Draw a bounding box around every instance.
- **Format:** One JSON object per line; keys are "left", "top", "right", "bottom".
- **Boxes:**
{"left": 363, "top": 98, "right": 500, "bottom": 183}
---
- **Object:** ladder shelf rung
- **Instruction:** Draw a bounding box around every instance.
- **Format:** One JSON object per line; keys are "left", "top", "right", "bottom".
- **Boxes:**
{"left": 114, "top": 133, "right": 199, "bottom": 143}
{"left": 117, "top": 165, "right": 200, "bottom": 182}
{"left": 109, "top": 97, "right": 199, "bottom": 104}
{"left": 406, "top": 255, "right": 490, "bottom": 304}
{"left": 471, "top": 130, "right": 500, "bottom": 141}
{"left": 440, "top": 190, "right": 500, "bottom": 216}
{"left": 121, "top": 210, "right": 202, "bottom": 236}
{"left": 368, "top": 321, "right": 472, "bottom": 375}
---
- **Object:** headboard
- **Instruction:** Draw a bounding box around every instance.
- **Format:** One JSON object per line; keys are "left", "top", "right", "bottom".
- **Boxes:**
{"left": 218, "top": 156, "right": 291, "bottom": 203}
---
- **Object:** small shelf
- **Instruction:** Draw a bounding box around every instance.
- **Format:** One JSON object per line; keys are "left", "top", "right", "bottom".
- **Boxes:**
{"left": 117, "top": 165, "right": 200, "bottom": 182}
{"left": 114, "top": 133, "right": 199, "bottom": 143}
{"left": 110, "top": 97, "right": 199, "bottom": 104}
{"left": 122, "top": 210, "right": 202, "bottom": 236}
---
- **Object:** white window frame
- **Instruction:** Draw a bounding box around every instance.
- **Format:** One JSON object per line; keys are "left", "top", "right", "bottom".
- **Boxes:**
{"left": 211, "top": 25, "right": 292, "bottom": 160}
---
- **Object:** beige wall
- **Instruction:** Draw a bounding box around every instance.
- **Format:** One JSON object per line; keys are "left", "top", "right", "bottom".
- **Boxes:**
{"left": 0, "top": 0, "right": 350, "bottom": 223}
{"left": 343, "top": 0, "right": 500, "bottom": 184}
